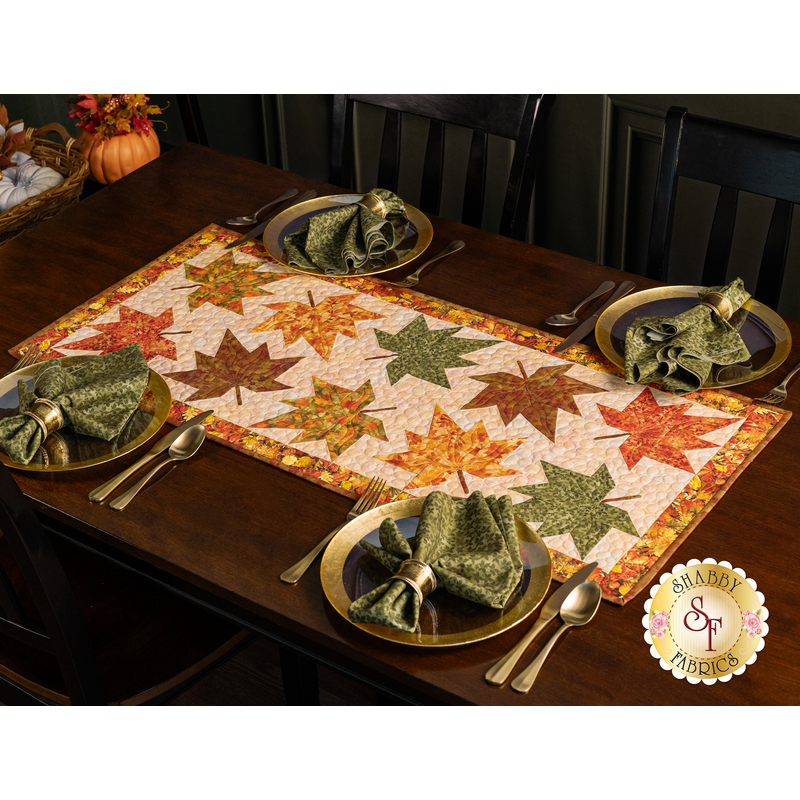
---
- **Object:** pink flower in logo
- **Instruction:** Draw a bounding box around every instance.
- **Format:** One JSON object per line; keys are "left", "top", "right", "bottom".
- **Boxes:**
{"left": 650, "top": 610, "right": 669, "bottom": 639}
{"left": 742, "top": 610, "right": 762, "bottom": 638}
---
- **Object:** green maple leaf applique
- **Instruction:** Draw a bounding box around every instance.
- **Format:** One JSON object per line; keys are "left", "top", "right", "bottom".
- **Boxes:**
{"left": 373, "top": 314, "right": 497, "bottom": 388}
{"left": 462, "top": 361, "right": 606, "bottom": 441}
{"left": 164, "top": 329, "right": 302, "bottom": 405}
{"left": 513, "top": 461, "right": 639, "bottom": 559}
{"left": 252, "top": 377, "right": 389, "bottom": 457}
{"left": 181, "top": 254, "right": 291, "bottom": 314}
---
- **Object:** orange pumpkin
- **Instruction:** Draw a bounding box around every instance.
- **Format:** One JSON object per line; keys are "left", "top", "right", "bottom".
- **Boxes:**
{"left": 76, "top": 129, "right": 160, "bottom": 184}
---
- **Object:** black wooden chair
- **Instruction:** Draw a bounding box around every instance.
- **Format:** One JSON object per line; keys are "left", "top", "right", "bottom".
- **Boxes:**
{"left": 647, "top": 106, "right": 800, "bottom": 309}
{"left": 0, "top": 462, "right": 252, "bottom": 705}
{"left": 329, "top": 95, "right": 556, "bottom": 241}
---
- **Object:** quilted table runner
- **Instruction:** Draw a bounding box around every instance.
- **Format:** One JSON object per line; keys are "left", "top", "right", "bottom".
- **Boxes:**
{"left": 12, "top": 225, "right": 791, "bottom": 605}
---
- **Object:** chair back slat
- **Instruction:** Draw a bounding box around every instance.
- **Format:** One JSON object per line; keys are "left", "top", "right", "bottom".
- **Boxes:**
{"left": 329, "top": 95, "right": 555, "bottom": 241}
{"left": 0, "top": 464, "right": 106, "bottom": 704}
{"left": 648, "top": 106, "right": 800, "bottom": 307}
{"left": 0, "top": 562, "right": 27, "bottom": 625}
{"left": 702, "top": 185, "right": 739, "bottom": 287}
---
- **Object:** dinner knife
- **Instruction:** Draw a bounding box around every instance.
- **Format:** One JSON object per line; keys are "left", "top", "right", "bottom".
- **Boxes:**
{"left": 552, "top": 280, "right": 637, "bottom": 354}
{"left": 224, "top": 190, "right": 317, "bottom": 249}
{"left": 88, "top": 409, "right": 214, "bottom": 503}
{"left": 484, "top": 560, "right": 598, "bottom": 686}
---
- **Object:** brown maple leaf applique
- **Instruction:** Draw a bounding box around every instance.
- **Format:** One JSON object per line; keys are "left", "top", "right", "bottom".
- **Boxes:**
{"left": 377, "top": 405, "right": 526, "bottom": 494}
{"left": 462, "top": 361, "right": 606, "bottom": 441}
{"left": 59, "top": 306, "right": 180, "bottom": 361}
{"left": 164, "top": 329, "right": 302, "bottom": 406}
{"left": 177, "top": 254, "right": 291, "bottom": 315}
{"left": 250, "top": 291, "right": 385, "bottom": 360}
{"left": 597, "top": 387, "right": 739, "bottom": 472}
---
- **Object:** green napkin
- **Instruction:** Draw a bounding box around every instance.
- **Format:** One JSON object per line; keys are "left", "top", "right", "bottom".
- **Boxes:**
{"left": 284, "top": 188, "right": 409, "bottom": 275}
{"left": 624, "top": 278, "right": 752, "bottom": 396}
{"left": 0, "top": 344, "right": 150, "bottom": 464}
{"left": 348, "top": 491, "right": 524, "bottom": 633}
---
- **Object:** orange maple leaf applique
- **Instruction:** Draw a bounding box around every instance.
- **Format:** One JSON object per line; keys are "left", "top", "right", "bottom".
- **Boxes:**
{"left": 164, "top": 329, "right": 302, "bottom": 406}
{"left": 251, "top": 291, "right": 385, "bottom": 360}
{"left": 377, "top": 405, "right": 526, "bottom": 494}
{"left": 59, "top": 306, "right": 180, "bottom": 361}
{"left": 462, "top": 361, "right": 606, "bottom": 441}
{"left": 597, "top": 387, "right": 739, "bottom": 472}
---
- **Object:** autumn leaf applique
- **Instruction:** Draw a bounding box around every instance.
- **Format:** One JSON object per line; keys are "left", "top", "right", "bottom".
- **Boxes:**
{"left": 513, "top": 461, "right": 639, "bottom": 559}
{"left": 597, "top": 387, "right": 737, "bottom": 472}
{"left": 252, "top": 377, "right": 390, "bottom": 457}
{"left": 59, "top": 306, "right": 181, "bottom": 361}
{"left": 462, "top": 361, "right": 606, "bottom": 441}
{"left": 377, "top": 405, "right": 526, "bottom": 494}
{"left": 176, "top": 253, "right": 291, "bottom": 314}
{"left": 251, "top": 291, "right": 385, "bottom": 360}
{"left": 372, "top": 314, "right": 497, "bottom": 388}
{"left": 164, "top": 329, "right": 302, "bottom": 406}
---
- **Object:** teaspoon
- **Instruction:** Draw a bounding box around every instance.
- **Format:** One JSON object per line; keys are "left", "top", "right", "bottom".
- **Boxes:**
{"left": 109, "top": 425, "right": 206, "bottom": 510}
{"left": 545, "top": 281, "right": 615, "bottom": 326}
{"left": 511, "top": 580, "right": 602, "bottom": 693}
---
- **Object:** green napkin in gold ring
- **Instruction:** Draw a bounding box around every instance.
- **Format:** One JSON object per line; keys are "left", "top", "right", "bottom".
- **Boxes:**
{"left": 0, "top": 344, "right": 150, "bottom": 465}
{"left": 624, "top": 278, "right": 752, "bottom": 396}
{"left": 283, "top": 188, "right": 409, "bottom": 275}
{"left": 348, "top": 491, "right": 524, "bottom": 633}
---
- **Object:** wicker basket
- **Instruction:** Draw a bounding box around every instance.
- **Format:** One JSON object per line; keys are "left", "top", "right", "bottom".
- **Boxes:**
{"left": 0, "top": 122, "right": 90, "bottom": 246}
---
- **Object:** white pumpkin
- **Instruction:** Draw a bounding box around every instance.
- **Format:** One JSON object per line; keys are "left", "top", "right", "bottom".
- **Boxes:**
{"left": 0, "top": 161, "right": 64, "bottom": 213}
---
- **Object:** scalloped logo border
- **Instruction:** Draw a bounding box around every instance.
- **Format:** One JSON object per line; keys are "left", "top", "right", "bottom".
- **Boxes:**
{"left": 642, "top": 558, "right": 768, "bottom": 684}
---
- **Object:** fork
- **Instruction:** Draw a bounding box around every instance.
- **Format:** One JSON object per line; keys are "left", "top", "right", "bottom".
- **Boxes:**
{"left": 3, "top": 342, "right": 43, "bottom": 377}
{"left": 279, "top": 476, "right": 387, "bottom": 584}
{"left": 385, "top": 240, "right": 465, "bottom": 288}
{"left": 755, "top": 358, "right": 800, "bottom": 404}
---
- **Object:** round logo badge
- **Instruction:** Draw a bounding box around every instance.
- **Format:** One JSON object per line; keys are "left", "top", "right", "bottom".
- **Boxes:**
{"left": 643, "top": 559, "right": 768, "bottom": 684}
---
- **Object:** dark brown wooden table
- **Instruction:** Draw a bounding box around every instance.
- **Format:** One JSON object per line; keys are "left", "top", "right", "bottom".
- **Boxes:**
{"left": 2, "top": 143, "right": 798, "bottom": 705}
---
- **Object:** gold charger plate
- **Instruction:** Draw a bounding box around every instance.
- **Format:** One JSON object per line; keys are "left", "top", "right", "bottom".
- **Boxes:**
{"left": 0, "top": 356, "right": 172, "bottom": 471}
{"left": 262, "top": 193, "right": 433, "bottom": 277}
{"left": 595, "top": 285, "right": 792, "bottom": 389}
{"left": 320, "top": 497, "right": 553, "bottom": 647}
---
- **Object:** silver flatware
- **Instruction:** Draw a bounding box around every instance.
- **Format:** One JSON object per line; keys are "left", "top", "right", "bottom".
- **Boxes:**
{"left": 280, "top": 476, "right": 386, "bottom": 584}
{"left": 3, "top": 342, "right": 43, "bottom": 377}
{"left": 553, "top": 280, "right": 637, "bottom": 354}
{"left": 225, "top": 188, "right": 299, "bottom": 226}
{"left": 224, "top": 190, "right": 317, "bottom": 250}
{"left": 546, "top": 280, "right": 616, "bottom": 326}
{"left": 109, "top": 425, "right": 206, "bottom": 511}
{"left": 755, "top": 357, "right": 800, "bottom": 404}
{"left": 385, "top": 240, "right": 465, "bottom": 288}
{"left": 511, "top": 579, "right": 602, "bottom": 693}
{"left": 88, "top": 409, "right": 214, "bottom": 503}
{"left": 485, "top": 561, "right": 598, "bottom": 685}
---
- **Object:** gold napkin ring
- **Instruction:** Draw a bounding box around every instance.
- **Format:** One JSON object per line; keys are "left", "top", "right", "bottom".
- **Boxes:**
{"left": 390, "top": 558, "right": 437, "bottom": 604}
{"left": 22, "top": 398, "right": 64, "bottom": 441}
{"left": 356, "top": 192, "right": 388, "bottom": 219}
{"left": 698, "top": 291, "right": 734, "bottom": 321}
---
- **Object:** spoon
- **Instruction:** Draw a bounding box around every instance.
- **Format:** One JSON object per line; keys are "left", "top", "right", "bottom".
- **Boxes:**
{"left": 545, "top": 280, "right": 615, "bottom": 326}
{"left": 510, "top": 580, "right": 602, "bottom": 693}
{"left": 225, "top": 188, "right": 299, "bottom": 226}
{"left": 109, "top": 425, "right": 206, "bottom": 511}
{"left": 385, "top": 240, "right": 466, "bottom": 288}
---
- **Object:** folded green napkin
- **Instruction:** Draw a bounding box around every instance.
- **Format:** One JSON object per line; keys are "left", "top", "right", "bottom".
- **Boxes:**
{"left": 284, "top": 188, "right": 409, "bottom": 275}
{"left": 348, "top": 491, "right": 523, "bottom": 633}
{"left": 0, "top": 344, "right": 150, "bottom": 464}
{"left": 624, "top": 278, "right": 752, "bottom": 395}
